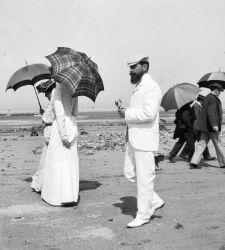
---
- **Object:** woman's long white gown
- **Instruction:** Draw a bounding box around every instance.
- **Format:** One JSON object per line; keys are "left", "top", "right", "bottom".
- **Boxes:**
{"left": 31, "top": 91, "right": 55, "bottom": 192}
{"left": 41, "top": 83, "right": 79, "bottom": 206}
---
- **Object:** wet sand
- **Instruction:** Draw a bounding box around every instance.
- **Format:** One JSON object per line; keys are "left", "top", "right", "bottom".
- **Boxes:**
{"left": 0, "top": 120, "right": 225, "bottom": 250}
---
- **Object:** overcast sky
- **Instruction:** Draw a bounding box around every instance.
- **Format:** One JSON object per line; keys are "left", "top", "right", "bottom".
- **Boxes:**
{"left": 1, "top": 0, "right": 225, "bottom": 113}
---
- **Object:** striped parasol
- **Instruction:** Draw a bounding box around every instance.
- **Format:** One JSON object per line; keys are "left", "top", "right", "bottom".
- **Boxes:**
{"left": 161, "top": 83, "right": 200, "bottom": 111}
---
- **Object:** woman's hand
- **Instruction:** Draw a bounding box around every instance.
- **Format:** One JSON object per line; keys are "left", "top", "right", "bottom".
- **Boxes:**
{"left": 62, "top": 139, "right": 71, "bottom": 149}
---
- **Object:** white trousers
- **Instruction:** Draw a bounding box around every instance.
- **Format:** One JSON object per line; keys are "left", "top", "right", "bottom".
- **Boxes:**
{"left": 124, "top": 142, "right": 162, "bottom": 220}
{"left": 191, "top": 131, "right": 225, "bottom": 167}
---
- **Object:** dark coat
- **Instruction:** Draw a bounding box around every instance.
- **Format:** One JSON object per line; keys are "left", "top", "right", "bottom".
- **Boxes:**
{"left": 173, "top": 102, "right": 196, "bottom": 139}
{"left": 195, "top": 93, "right": 222, "bottom": 132}
{"left": 192, "top": 102, "right": 201, "bottom": 130}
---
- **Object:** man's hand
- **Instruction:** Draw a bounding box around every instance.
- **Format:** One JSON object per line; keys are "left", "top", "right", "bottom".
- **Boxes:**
{"left": 115, "top": 99, "right": 123, "bottom": 109}
{"left": 118, "top": 108, "right": 125, "bottom": 118}
{"left": 62, "top": 139, "right": 71, "bottom": 149}
{"left": 213, "top": 126, "right": 219, "bottom": 132}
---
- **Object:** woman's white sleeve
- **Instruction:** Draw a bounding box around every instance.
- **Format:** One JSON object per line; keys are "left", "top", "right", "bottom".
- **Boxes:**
{"left": 54, "top": 87, "right": 68, "bottom": 140}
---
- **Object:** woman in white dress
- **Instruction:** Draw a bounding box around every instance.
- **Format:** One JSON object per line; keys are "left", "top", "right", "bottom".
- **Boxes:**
{"left": 41, "top": 82, "right": 79, "bottom": 206}
{"left": 31, "top": 80, "right": 56, "bottom": 192}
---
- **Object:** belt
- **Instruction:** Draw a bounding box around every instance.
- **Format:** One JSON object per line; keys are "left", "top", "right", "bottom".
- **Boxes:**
{"left": 44, "top": 123, "right": 52, "bottom": 127}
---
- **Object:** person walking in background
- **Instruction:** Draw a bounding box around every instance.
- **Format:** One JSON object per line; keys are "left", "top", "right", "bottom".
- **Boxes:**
{"left": 31, "top": 80, "right": 56, "bottom": 192}
{"left": 41, "top": 82, "right": 79, "bottom": 206}
{"left": 180, "top": 95, "right": 215, "bottom": 161}
{"left": 168, "top": 102, "right": 196, "bottom": 163}
{"left": 190, "top": 83, "right": 225, "bottom": 169}
{"left": 118, "top": 54, "right": 164, "bottom": 228}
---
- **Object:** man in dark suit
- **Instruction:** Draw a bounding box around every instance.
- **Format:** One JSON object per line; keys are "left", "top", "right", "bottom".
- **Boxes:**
{"left": 179, "top": 94, "right": 215, "bottom": 161}
{"left": 168, "top": 102, "right": 196, "bottom": 163}
{"left": 190, "top": 82, "right": 225, "bottom": 169}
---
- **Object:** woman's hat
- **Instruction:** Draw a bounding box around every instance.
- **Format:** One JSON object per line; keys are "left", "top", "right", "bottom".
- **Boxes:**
{"left": 36, "top": 79, "right": 55, "bottom": 93}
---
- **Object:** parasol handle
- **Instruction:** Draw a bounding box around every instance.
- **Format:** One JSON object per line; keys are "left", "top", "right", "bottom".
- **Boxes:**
{"left": 33, "top": 85, "right": 44, "bottom": 115}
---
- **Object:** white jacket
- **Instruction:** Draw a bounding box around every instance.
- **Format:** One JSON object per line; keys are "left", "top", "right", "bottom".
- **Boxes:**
{"left": 125, "top": 73, "right": 162, "bottom": 151}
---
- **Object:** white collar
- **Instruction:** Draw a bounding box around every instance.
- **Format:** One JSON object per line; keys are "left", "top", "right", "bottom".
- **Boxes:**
{"left": 196, "top": 101, "right": 202, "bottom": 108}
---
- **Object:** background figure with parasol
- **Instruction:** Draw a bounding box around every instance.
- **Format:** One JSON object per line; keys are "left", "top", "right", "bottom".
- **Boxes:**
{"left": 168, "top": 101, "right": 196, "bottom": 163}
{"left": 161, "top": 83, "right": 200, "bottom": 163}
{"left": 179, "top": 94, "right": 215, "bottom": 162}
{"left": 41, "top": 47, "right": 103, "bottom": 206}
{"left": 31, "top": 80, "right": 56, "bottom": 192}
{"left": 6, "top": 63, "right": 51, "bottom": 114}
{"left": 190, "top": 82, "right": 225, "bottom": 169}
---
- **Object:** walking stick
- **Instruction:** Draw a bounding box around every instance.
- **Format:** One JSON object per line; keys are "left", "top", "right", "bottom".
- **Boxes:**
{"left": 33, "top": 85, "right": 44, "bottom": 115}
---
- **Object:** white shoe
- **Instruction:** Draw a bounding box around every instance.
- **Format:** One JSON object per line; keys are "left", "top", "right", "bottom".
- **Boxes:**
{"left": 152, "top": 199, "right": 165, "bottom": 215}
{"left": 127, "top": 218, "right": 149, "bottom": 228}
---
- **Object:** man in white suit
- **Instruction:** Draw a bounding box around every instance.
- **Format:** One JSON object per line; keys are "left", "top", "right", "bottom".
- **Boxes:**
{"left": 118, "top": 54, "right": 164, "bottom": 228}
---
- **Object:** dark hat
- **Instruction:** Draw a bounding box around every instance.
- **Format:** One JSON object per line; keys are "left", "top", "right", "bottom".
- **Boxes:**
{"left": 36, "top": 79, "right": 55, "bottom": 93}
{"left": 210, "top": 82, "right": 224, "bottom": 92}
{"left": 127, "top": 54, "right": 149, "bottom": 67}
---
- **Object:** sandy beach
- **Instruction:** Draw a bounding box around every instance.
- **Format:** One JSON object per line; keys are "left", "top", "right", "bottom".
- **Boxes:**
{"left": 0, "top": 115, "right": 225, "bottom": 250}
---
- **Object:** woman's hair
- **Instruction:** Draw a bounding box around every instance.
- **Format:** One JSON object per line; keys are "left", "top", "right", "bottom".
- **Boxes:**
{"left": 45, "top": 82, "right": 56, "bottom": 94}
{"left": 37, "top": 80, "right": 56, "bottom": 93}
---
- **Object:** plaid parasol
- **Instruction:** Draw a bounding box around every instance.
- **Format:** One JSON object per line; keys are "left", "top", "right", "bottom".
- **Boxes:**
{"left": 46, "top": 47, "right": 104, "bottom": 102}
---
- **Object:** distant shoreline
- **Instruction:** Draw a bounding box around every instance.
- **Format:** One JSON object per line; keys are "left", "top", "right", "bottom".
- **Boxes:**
{"left": 0, "top": 110, "right": 225, "bottom": 129}
{"left": 0, "top": 110, "right": 174, "bottom": 130}
{"left": 0, "top": 109, "right": 177, "bottom": 116}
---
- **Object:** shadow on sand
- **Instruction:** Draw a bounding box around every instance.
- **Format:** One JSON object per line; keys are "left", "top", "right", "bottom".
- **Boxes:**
{"left": 113, "top": 196, "right": 137, "bottom": 218}
{"left": 113, "top": 196, "right": 162, "bottom": 220}
{"left": 23, "top": 178, "right": 102, "bottom": 192}
{"left": 200, "top": 162, "right": 220, "bottom": 169}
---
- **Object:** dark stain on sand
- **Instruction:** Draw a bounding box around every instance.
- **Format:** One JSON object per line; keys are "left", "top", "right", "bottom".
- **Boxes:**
{"left": 175, "top": 223, "right": 184, "bottom": 229}
{"left": 79, "top": 180, "right": 102, "bottom": 191}
{"left": 23, "top": 177, "right": 32, "bottom": 182}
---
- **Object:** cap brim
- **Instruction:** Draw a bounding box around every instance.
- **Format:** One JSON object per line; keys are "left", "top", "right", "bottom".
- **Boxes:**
{"left": 127, "top": 60, "right": 148, "bottom": 67}
{"left": 127, "top": 62, "right": 138, "bottom": 67}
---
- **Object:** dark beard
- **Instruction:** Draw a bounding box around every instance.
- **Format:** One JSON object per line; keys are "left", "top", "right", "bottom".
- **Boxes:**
{"left": 130, "top": 72, "right": 143, "bottom": 84}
